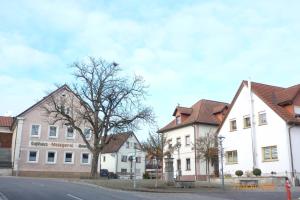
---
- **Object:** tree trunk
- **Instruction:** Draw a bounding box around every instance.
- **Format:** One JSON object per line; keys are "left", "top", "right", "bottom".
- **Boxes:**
{"left": 207, "top": 159, "right": 210, "bottom": 183}
{"left": 90, "top": 151, "right": 100, "bottom": 178}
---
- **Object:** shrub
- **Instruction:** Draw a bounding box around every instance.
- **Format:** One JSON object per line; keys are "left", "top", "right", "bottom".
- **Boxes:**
{"left": 253, "top": 168, "right": 262, "bottom": 176}
{"left": 235, "top": 170, "right": 243, "bottom": 177}
{"left": 143, "top": 172, "right": 150, "bottom": 179}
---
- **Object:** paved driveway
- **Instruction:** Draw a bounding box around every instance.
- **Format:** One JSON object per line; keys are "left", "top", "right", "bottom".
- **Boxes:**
{"left": 0, "top": 177, "right": 299, "bottom": 200}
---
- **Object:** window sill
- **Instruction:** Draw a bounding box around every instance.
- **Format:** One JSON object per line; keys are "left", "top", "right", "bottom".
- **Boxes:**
{"left": 262, "top": 159, "right": 278, "bottom": 162}
{"left": 258, "top": 123, "right": 267, "bottom": 126}
{"left": 225, "top": 162, "right": 238, "bottom": 165}
{"left": 186, "top": 169, "right": 191, "bottom": 171}
{"left": 243, "top": 127, "right": 251, "bottom": 129}
{"left": 46, "top": 162, "right": 56, "bottom": 165}
{"left": 64, "top": 162, "right": 74, "bottom": 165}
{"left": 48, "top": 136, "right": 58, "bottom": 139}
{"left": 229, "top": 129, "right": 237, "bottom": 132}
{"left": 30, "top": 135, "right": 40, "bottom": 138}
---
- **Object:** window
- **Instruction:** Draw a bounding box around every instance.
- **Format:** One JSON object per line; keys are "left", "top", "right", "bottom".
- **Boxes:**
{"left": 49, "top": 125, "right": 58, "bottom": 138}
{"left": 185, "top": 135, "right": 190, "bottom": 146}
{"left": 294, "top": 106, "right": 300, "bottom": 116}
{"left": 84, "top": 128, "right": 92, "bottom": 140}
{"left": 30, "top": 124, "right": 40, "bottom": 137}
{"left": 134, "top": 143, "right": 139, "bottom": 149}
{"left": 258, "top": 112, "right": 267, "bottom": 125}
{"left": 177, "top": 159, "right": 181, "bottom": 170}
{"left": 64, "top": 152, "right": 74, "bottom": 164}
{"left": 103, "top": 156, "right": 106, "bottom": 162}
{"left": 46, "top": 151, "right": 57, "bottom": 164}
{"left": 226, "top": 150, "right": 238, "bottom": 164}
{"left": 176, "top": 137, "right": 181, "bottom": 145}
{"left": 121, "top": 155, "right": 127, "bottom": 162}
{"left": 262, "top": 146, "right": 278, "bottom": 161}
{"left": 28, "top": 150, "right": 38, "bottom": 163}
{"left": 186, "top": 158, "right": 191, "bottom": 171}
{"left": 229, "top": 119, "right": 237, "bottom": 131}
{"left": 126, "top": 141, "right": 130, "bottom": 148}
{"left": 60, "top": 105, "right": 70, "bottom": 115}
{"left": 66, "top": 126, "right": 75, "bottom": 139}
{"left": 121, "top": 168, "right": 127, "bottom": 174}
{"left": 168, "top": 139, "right": 172, "bottom": 149}
{"left": 136, "top": 157, "right": 141, "bottom": 163}
{"left": 81, "top": 153, "right": 90, "bottom": 164}
{"left": 176, "top": 116, "right": 181, "bottom": 125}
{"left": 243, "top": 116, "right": 251, "bottom": 128}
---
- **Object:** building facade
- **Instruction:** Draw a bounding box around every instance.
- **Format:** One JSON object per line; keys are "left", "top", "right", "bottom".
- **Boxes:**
{"left": 159, "top": 99, "right": 228, "bottom": 181}
{"left": 100, "top": 132, "right": 146, "bottom": 179}
{"left": 11, "top": 86, "right": 92, "bottom": 177}
{"left": 10, "top": 85, "right": 146, "bottom": 178}
{"left": 218, "top": 81, "right": 300, "bottom": 183}
{"left": 0, "top": 116, "right": 13, "bottom": 148}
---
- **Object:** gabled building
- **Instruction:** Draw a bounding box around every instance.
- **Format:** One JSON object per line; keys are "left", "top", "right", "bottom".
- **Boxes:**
{"left": 100, "top": 132, "right": 146, "bottom": 179}
{"left": 159, "top": 99, "right": 229, "bottom": 181}
{"left": 218, "top": 81, "right": 300, "bottom": 183}
{"left": 0, "top": 116, "right": 13, "bottom": 148}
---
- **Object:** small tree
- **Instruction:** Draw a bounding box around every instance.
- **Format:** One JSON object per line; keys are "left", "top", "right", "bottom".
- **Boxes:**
{"left": 195, "top": 130, "right": 218, "bottom": 182}
{"left": 235, "top": 170, "right": 243, "bottom": 177}
{"left": 253, "top": 168, "right": 262, "bottom": 176}
{"left": 44, "top": 57, "right": 154, "bottom": 178}
{"left": 142, "top": 131, "right": 168, "bottom": 187}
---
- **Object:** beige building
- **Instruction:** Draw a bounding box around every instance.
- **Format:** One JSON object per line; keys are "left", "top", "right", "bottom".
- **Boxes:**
{"left": 11, "top": 85, "right": 92, "bottom": 177}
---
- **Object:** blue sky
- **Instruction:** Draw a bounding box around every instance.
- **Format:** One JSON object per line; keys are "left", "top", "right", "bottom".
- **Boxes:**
{"left": 1, "top": 0, "right": 300, "bottom": 139}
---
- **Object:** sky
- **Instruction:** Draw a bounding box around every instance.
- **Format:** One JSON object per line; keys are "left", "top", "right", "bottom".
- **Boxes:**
{"left": 1, "top": 0, "right": 300, "bottom": 140}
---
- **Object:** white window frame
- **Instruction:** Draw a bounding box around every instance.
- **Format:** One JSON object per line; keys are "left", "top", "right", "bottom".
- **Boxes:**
{"left": 27, "top": 150, "right": 39, "bottom": 163}
{"left": 80, "top": 152, "right": 91, "bottom": 165}
{"left": 294, "top": 106, "right": 300, "bottom": 115}
{"left": 229, "top": 119, "right": 237, "bottom": 131}
{"left": 65, "top": 126, "right": 76, "bottom": 140}
{"left": 84, "top": 128, "right": 92, "bottom": 140}
{"left": 30, "top": 124, "right": 41, "bottom": 138}
{"left": 185, "top": 135, "right": 190, "bottom": 146}
{"left": 243, "top": 115, "right": 251, "bottom": 129}
{"left": 64, "top": 151, "right": 74, "bottom": 164}
{"left": 258, "top": 111, "right": 267, "bottom": 125}
{"left": 225, "top": 150, "right": 238, "bottom": 164}
{"left": 121, "top": 155, "right": 127, "bottom": 162}
{"left": 45, "top": 150, "right": 57, "bottom": 164}
{"left": 262, "top": 145, "right": 278, "bottom": 162}
{"left": 48, "top": 125, "right": 59, "bottom": 139}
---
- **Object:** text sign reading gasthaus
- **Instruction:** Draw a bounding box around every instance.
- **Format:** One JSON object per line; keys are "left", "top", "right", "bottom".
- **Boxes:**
{"left": 29, "top": 141, "right": 87, "bottom": 149}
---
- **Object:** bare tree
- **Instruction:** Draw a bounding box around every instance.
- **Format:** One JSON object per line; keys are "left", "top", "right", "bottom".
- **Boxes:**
{"left": 44, "top": 57, "right": 154, "bottom": 178}
{"left": 195, "top": 130, "right": 218, "bottom": 182}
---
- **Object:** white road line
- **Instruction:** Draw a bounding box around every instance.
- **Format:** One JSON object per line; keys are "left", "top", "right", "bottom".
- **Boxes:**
{"left": 67, "top": 194, "right": 84, "bottom": 200}
{"left": 0, "top": 192, "right": 8, "bottom": 200}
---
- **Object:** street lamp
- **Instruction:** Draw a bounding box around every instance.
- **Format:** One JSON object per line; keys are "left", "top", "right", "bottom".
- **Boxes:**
{"left": 218, "top": 135, "right": 225, "bottom": 190}
{"left": 175, "top": 142, "right": 182, "bottom": 180}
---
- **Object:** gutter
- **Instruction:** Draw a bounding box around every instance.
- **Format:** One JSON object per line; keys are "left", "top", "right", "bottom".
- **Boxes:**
{"left": 288, "top": 124, "right": 296, "bottom": 179}
{"left": 193, "top": 124, "right": 197, "bottom": 180}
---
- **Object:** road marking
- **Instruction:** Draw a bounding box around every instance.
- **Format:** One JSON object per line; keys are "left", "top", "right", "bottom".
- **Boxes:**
{"left": 67, "top": 194, "right": 83, "bottom": 200}
{"left": 0, "top": 192, "right": 8, "bottom": 200}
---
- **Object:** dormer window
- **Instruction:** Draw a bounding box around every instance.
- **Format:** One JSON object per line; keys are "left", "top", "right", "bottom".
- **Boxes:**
{"left": 294, "top": 106, "right": 300, "bottom": 117}
{"left": 176, "top": 116, "right": 181, "bottom": 125}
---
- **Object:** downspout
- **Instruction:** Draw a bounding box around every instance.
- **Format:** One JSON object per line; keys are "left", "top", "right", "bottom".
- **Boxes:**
{"left": 193, "top": 124, "right": 197, "bottom": 180}
{"left": 248, "top": 80, "right": 257, "bottom": 169}
{"left": 288, "top": 124, "right": 295, "bottom": 180}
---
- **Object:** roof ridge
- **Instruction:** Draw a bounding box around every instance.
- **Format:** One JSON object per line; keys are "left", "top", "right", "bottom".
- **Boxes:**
{"left": 243, "top": 80, "right": 285, "bottom": 89}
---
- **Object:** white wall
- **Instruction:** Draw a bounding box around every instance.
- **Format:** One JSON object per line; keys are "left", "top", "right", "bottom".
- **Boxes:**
{"left": 100, "top": 153, "right": 117, "bottom": 172}
{"left": 219, "top": 84, "right": 291, "bottom": 176}
{"left": 291, "top": 126, "right": 300, "bottom": 174}
{"left": 117, "top": 135, "right": 146, "bottom": 179}
{"left": 163, "top": 126, "right": 195, "bottom": 177}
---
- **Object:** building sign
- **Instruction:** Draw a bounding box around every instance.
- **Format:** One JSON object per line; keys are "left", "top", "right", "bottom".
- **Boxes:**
{"left": 29, "top": 141, "right": 87, "bottom": 149}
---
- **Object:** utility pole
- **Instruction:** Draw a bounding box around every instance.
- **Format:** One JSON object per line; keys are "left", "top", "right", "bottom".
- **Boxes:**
{"left": 218, "top": 136, "right": 225, "bottom": 190}
{"left": 133, "top": 146, "right": 137, "bottom": 189}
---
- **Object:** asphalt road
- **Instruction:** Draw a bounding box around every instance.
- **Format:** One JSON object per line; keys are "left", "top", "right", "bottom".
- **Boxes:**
{"left": 0, "top": 177, "right": 299, "bottom": 200}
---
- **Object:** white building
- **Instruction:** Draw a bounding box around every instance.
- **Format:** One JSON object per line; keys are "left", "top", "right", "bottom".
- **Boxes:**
{"left": 100, "top": 132, "right": 146, "bottom": 179}
{"left": 159, "top": 99, "right": 228, "bottom": 181}
{"left": 218, "top": 81, "right": 300, "bottom": 182}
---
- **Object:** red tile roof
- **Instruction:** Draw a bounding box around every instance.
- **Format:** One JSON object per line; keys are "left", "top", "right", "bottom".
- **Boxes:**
{"left": 217, "top": 81, "right": 300, "bottom": 132}
{"left": 159, "top": 99, "right": 229, "bottom": 133}
{"left": 0, "top": 116, "right": 13, "bottom": 127}
{"left": 101, "top": 132, "right": 141, "bottom": 153}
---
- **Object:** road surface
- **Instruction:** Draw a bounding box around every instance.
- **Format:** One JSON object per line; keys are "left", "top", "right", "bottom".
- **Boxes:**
{"left": 0, "top": 177, "right": 299, "bottom": 200}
